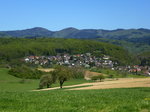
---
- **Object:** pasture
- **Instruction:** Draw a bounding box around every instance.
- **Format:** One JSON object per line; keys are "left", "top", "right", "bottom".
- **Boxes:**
{"left": 0, "top": 68, "right": 91, "bottom": 92}
{"left": 0, "top": 68, "right": 150, "bottom": 112}
{"left": 1, "top": 88, "right": 150, "bottom": 112}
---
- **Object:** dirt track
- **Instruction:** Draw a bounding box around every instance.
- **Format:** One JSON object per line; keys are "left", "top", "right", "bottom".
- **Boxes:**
{"left": 34, "top": 78, "right": 150, "bottom": 91}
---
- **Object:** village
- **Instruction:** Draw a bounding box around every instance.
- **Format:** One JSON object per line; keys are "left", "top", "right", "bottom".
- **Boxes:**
{"left": 23, "top": 53, "right": 150, "bottom": 76}
{"left": 24, "top": 53, "right": 115, "bottom": 68}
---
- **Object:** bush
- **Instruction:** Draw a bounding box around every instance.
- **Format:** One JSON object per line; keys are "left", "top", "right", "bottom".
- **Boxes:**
{"left": 108, "top": 74, "right": 114, "bottom": 78}
{"left": 91, "top": 75, "right": 105, "bottom": 82}
{"left": 70, "top": 67, "right": 85, "bottom": 79}
{"left": 90, "top": 67, "right": 102, "bottom": 73}
{"left": 39, "top": 74, "right": 54, "bottom": 89}
{"left": 9, "top": 65, "right": 44, "bottom": 79}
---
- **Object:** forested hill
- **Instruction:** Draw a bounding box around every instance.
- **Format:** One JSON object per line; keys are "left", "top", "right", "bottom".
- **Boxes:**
{"left": 1, "top": 27, "right": 150, "bottom": 54}
{"left": 1, "top": 27, "right": 150, "bottom": 44}
{"left": 138, "top": 52, "right": 150, "bottom": 66}
{"left": 0, "top": 38, "right": 135, "bottom": 65}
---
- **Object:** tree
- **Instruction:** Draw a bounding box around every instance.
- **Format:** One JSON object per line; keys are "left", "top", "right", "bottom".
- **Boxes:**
{"left": 53, "top": 66, "right": 72, "bottom": 88}
{"left": 91, "top": 75, "right": 105, "bottom": 82}
{"left": 108, "top": 74, "right": 114, "bottom": 78}
{"left": 38, "top": 66, "right": 84, "bottom": 89}
{"left": 69, "top": 67, "right": 85, "bottom": 79}
{"left": 39, "top": 74, "right": 54, "bottom": 89}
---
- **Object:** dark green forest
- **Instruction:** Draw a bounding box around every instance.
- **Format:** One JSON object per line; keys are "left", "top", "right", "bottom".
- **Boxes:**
{"left": 0, "top": 38, "right": 135, "bottom": 66}
{"left": 138, "top": 52, "right": 150, "bottom": 66}
{"left": 96, "top": 38, "right": 150, "bottom": 54}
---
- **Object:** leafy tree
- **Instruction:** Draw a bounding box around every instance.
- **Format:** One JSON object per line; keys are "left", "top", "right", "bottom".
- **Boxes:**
{"left": 70, "top": 67, "right": 85, "bottom": 79}
{"left": 52, "top": 66, "right": 73, "bottom": 88}
{"left": 91, "top": 75, "right": 105, "bottom": 82}
{"left": 108, "top": 74, "right": 114, "bottom": 78}
{"left": 38, "top": 66, "right": 85, "bottom": 89}
{"left": 39, "top": 74, "right": 54, "bottom": 89}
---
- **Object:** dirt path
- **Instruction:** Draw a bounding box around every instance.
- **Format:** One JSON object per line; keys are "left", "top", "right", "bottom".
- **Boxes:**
{"left": 33, "top": 78, "right": 150, "bottom": 91}
{"left": 38, "top": 68, "right": 55, "bottom": 72}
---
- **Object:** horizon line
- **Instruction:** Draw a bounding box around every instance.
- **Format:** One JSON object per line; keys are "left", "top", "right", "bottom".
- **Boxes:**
{"left": 0, "top": 27, "right": 150, "bottom": 32}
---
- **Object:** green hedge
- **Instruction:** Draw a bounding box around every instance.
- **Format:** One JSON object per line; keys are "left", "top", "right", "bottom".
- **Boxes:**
{"left": 9, "top": 65, "right": 44, "bottom": 79}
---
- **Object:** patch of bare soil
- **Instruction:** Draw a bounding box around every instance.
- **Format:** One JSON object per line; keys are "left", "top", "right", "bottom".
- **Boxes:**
{"left": 69, "top": 78, "right": 150, "bottom": 90}
{"left": 33, "top": 78, "right": 150, "bottom": 91}
{"left": 38, "top": 68, "right": 55, "bottom": 72}
{"left": 84, "top": 71, "right": 106, "bottom": 80}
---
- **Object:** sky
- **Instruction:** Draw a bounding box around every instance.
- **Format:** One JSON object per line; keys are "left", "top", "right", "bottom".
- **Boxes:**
{"left": 0, "top": 0, "right": 150, "bottom": 31}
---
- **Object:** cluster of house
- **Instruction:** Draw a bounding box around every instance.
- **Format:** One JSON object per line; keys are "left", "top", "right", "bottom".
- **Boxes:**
{"left": 24, "top": 53, "right": 150, "bottom": 76}
{"left": 116, "top": 65, "right": 150, "bottom": 76}
{"left": 24, "top": 53, "right": 116, "bottom": 68}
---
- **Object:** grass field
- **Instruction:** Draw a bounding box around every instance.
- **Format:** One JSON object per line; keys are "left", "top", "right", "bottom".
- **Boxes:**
{"left": 1, "top": 88, "right": 150, "bottom": 112}
{"left": 0, "top": 68, "right": 150, "bottom": 112}
{"left": 0, "top": 68, "right": 39, "bottom": 92}
{"left": 0, "top": 68, "right": 92, "bottom": 92}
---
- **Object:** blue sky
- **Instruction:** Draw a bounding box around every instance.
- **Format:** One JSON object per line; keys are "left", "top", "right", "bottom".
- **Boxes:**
{"left": 0, "top": 0, "right": 150, "bottom": 31}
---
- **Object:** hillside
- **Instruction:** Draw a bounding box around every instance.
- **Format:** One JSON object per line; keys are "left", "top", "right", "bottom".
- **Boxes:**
{"left": 0, "top": 38, "right": 135, "bottom": 65}
{"left": 138, "top": 52, "right": 150, "bottom": 66}
{"left": 1, "top": 27, "right": 150, "bottom": 54}
{"left": 1, "top": 27, "right": 150, "bottom": 43}
{"left": 0, "top": 68, "right": 39, "bottom": 91}
{"left": 0, "top": 27, "right": 53, "bottom": 37}
{"left": 95, "top": 38, "right": 150, "bottom": 54}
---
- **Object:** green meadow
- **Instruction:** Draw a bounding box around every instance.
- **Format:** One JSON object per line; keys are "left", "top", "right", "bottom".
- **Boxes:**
{"left": 0, "top": 68, "right": 150, "bottom": 112}
{"left": 0, "top": 68, "right": 91, "bottom": 92}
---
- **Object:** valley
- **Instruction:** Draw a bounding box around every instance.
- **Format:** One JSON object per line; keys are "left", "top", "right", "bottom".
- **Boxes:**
{"left": 1, "top": 0, "right": 150, "bottom": 111}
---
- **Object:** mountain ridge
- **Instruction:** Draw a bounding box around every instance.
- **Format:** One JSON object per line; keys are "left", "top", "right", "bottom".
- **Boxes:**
{"left": 0, "top": 27, "right": 150, "bottom": 44}
{"left": 1, "top": 27, "right": 150, "bottom": 36}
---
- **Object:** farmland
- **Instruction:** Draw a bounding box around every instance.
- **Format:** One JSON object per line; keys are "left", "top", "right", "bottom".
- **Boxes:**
{"left": 0, "top": 68, "right": 150, "bottom": 112}
{"left": 1, "top": 0, "right": 150, "bottom": 112}
{"left": 1, "top": 87, "right": 150, "bottom": 112}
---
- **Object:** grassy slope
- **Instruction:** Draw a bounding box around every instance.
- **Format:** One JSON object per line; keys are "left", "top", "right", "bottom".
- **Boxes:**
{"left": 90, "top": 68, "right": 146, "bottom": 78}
{"left": 0, "top": 88, "right": 150, "bottom": 112}
{"left": 0, "top": 68, "right": 150, "bottom": 112}
{"left": 0, "top": 68, "right": 90, "bottom": 92}
{"left": 0, "top": 68, "right": 39, "bottom": 92}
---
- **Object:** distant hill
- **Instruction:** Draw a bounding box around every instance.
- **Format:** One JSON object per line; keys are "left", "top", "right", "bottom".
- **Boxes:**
{"left": 1, "top": 27, "right": 150, "bottom": 43}
{"left": 0, "top": 27, "right": 53, "bottom": 37}
{"left": 1, "top": 27, "right": 150, "bottom": 54}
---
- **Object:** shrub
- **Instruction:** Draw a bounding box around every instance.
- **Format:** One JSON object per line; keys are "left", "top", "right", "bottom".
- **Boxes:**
{"left": 9, "top": 65, "right": 44, "bottom": 79}
{"left": 39, "top": 74, "right": 54, "bottom": 89}
{"left": 70, "top": 67, "right": 85, "bottom": 79}
{"left": 91, "top": 75, "right": 105, "bottom": 82}
{"left": 108, "top": 74, "right": 114, "bottom": 78}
